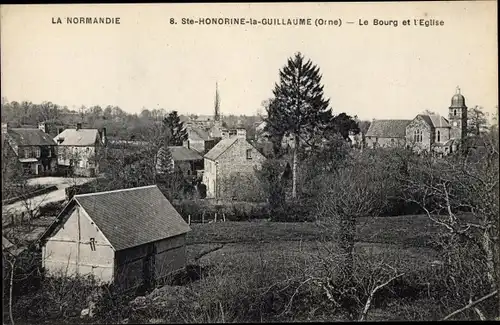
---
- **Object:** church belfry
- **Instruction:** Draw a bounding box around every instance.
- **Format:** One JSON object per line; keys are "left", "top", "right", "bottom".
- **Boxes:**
{"left": 214, "top": 82, "right": 221, "bottom": 122}
{"left": 448, "top": 86, "right": 467, "bottom": 140}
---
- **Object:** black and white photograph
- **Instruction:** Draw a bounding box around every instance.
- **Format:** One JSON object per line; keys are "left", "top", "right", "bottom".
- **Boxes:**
{"left": 1, "top": 2, "right": 498, "bottom": 323}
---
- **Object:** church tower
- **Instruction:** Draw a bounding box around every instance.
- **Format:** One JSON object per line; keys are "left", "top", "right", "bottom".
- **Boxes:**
{"left": 214, "top": 82, "right": 221, "bottom": 123}
{"left": 448, "top": 86, "right": 467, "bottom": 140}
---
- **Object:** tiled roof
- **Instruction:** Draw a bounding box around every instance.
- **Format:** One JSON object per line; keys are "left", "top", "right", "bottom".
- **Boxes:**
{"left": 365, "top": 120, "right": 411, "bottom": 138}
{"left": 54, "top": 129, "right": 99, "bottom": 146}
{"left": 74, "top": 185, "right": 191, "bottom": 251}
{"left": 168, "top": 146, "right": 203, "bottom": 161}
{"left": 209, "top": 125, "right": 223, "bottom": 138}
{"left": 7, "top": 128, "right": 57, "bottom": 146}
{"left": 204, "top": 137, "right": 239, "bottom": 161}
{"left": 419, "top": 114, "right": 450, "bottom": 128}
{"left": 187, "top": 126, "right": 211, "bottom": 141}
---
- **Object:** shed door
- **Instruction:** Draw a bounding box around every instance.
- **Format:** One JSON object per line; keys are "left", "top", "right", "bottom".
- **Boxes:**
{"left": 142, "top": 243, "right": 157, "bottom": 289}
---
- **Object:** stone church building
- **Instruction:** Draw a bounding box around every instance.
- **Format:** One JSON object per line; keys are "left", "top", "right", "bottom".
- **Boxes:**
{"left": 365, "top": 87, "right": 468, "bottom": 155}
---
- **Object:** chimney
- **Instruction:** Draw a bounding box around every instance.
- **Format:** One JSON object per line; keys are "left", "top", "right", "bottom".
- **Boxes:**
{"left": 1, "top": 122, "right": 8, "bottom": 135}
{"left": 38, "top": 122, "right": 49, "bottom": 134}
{"left": 236, "top": 128, "right": 247, "bottom": 139}
{"left": 76, "top": 123, "right": 82, "bottom": 131}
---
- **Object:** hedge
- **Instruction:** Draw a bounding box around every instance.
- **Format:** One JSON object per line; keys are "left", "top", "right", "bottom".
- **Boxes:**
{"left": 2, "top": 185, "right": 58, "bottom": 205}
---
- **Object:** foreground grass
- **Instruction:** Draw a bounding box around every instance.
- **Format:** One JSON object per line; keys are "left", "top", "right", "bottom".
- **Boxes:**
{"left": 186, "top": 214, "right": 442, "bottom": 248}
{"left": 8, "top": 215, "right": 452, "bottom": 323}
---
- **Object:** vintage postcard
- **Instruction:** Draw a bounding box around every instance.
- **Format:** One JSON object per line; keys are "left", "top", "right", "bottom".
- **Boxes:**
{"left": 1, "top": 2, "right": 498, "bottom": 323}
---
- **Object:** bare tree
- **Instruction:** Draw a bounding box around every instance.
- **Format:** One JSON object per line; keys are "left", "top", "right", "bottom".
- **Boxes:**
{"left": 315, "top": 151, "right": 396, "bottom": 277}
{"left": 400, "top": 131, "right": 499, "bottom": 318}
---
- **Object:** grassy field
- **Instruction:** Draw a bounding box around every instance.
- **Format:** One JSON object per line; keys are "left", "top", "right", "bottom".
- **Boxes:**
{"left": 185, "top": 214, "right": 442, "bottom": 279}
{"left": 186, "top": 214, "right": 442, "bottom": 247}
{"left": 169, "top": 215, "right": 444, "bottom": 322}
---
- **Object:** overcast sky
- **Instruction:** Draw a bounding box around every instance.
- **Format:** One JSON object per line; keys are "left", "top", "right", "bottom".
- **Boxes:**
{"left": 1, "top": 2, "right": 498, "bottom": 121}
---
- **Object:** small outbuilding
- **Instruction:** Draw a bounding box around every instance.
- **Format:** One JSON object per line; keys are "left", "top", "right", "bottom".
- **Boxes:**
{"left": 39, "top": 185, "right": 191, "bottom": 290}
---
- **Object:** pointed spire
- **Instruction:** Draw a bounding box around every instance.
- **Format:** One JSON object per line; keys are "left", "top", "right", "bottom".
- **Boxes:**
{"left": 214, "top": 82, "right": 221, "bottom": 122}
{"left": 456, "top": 86, "right": 461, "bottom": 94}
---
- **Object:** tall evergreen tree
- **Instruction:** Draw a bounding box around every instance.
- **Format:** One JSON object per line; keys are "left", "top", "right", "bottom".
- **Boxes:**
{"left": 162, "top": 111, "right": 188, "bottom": 146}
{"left": 156, "top": 146, "right": 174, "bottom": 175}
{"left": 265, "top": 52, "right": 332, "bottom": 198}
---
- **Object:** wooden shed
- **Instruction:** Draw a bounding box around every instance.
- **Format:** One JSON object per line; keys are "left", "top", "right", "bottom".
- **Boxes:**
{"left": 39, "top": 185, "right": 191, "bottom": 290}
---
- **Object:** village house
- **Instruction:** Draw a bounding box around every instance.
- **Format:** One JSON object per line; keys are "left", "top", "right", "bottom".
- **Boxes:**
{"left": 156, "top": 146, "right": 204, "bottom": 180}
{"left": 53, "top": 123, "right": 107, "bottom": 177}
{"left": 183, "top": 125, "right": 217, "bottom": 154}
{"left": 1, "top": 123, "right": 58, "bottom": 175}
{"left": 203, "top": 128, "right": 266, "bottom": 200}
{"left": 365, "top": 87, "right": 468, "bottom": 155}
{"left": 39, "top": 185, "right": 191, "bottom": 289}
{"left": 38, "top": 121, "right": 68, "bottom": 138}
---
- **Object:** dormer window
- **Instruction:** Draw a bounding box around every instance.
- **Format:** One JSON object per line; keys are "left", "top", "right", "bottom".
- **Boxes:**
{"left": 246, "top": 149, "right": 252, "bottom": 160}
{"left": 437, "top": 130, "right": 441, "bottom": 142}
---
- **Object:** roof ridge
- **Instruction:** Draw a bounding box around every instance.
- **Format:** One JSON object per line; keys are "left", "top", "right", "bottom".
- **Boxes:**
{"left": 204, "top": 136, "right": 239, "bottom": 160}
{"left": 74, "top": 184, "right": 158, "bottom": 198}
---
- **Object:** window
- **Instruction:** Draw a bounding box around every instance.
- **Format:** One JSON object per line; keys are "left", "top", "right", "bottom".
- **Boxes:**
{"left": 413, "top": 130, "right": 423, "bottom": 143}
{"left": 48, "top": 148, "right": 52, "bottom": 157}
{"left": 437, "top": 130, "right": 441, "bottom": 142}
{"left": 89, "top": 238, "right": 96, "bottom": 251}
{"left": 454, "top": 109, "right": 457, "bottom": 116}
{"left": 246, "top": 149, "right": 252, "bottom": 160}
{"left": 35, "top": 147, "right": 41, "bottom": 158}
{"left": 79, "top": 160, "right": 85, "bottom": 168}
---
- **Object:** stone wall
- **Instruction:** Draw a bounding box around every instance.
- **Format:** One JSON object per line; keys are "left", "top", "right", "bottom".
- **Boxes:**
{"left": 405, "top": 116, "right": 433, "bottom": 152}
{"left": 216, "top": 138, "right": 266, "bottom": 200}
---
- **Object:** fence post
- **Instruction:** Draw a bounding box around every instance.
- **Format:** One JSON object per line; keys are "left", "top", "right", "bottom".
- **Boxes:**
{"left": 202, "top": 211, "right": 205, "bottom": 224}
{"left": 188, "top": 214, "right": 191, "bottom": 225}
{"left": 215, "top": 213, "right": 217, "bottom": 223}
{"left": 223, "top": 213, "right": 226, "bottom": 222}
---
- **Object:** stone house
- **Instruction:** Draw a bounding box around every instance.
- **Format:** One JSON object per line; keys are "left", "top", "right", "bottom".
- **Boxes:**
{"left": 53, "top": 123, "right": 107, "bottom": 177}
{"left": 183, "top": 125, "right": 217, "bottom": 154}
{"left": 1, "top": 123, "right": 58, "bottom": 175}
{"left": 39, "top": 185, "right": 191, "bottom": 290}
{"left": 365, "top": 87, "right": 468, "bottom": 155}
{"left": 203, "top": 129, "right": 266, "bottom": 200}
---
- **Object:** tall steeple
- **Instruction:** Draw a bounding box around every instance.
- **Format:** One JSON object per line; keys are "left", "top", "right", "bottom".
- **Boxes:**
{"left": 214, "top": 82, "right": 221, "bottom": 122}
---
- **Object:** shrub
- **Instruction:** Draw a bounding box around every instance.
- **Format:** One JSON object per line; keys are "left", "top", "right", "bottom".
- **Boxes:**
{"left": 9, "top": 273, "right": 100, "bottom": 322}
